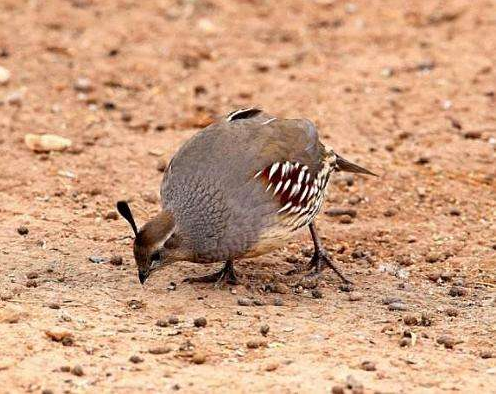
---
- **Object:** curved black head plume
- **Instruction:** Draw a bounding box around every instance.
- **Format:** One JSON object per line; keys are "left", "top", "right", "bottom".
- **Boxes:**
{"left": 116, "top": 201, "right": 138, "bottom": 236}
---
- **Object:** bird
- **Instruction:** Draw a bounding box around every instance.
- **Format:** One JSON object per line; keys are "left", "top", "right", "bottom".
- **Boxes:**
{"left": 117, "top": 108, "right": 376, "bottom": 286}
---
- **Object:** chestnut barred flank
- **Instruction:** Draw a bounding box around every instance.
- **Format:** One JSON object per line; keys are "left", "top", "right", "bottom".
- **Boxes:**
{"left": 254, "top": 158, "right": 335, "bottom": 230}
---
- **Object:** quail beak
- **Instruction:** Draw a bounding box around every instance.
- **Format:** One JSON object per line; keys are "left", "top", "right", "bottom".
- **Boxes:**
{"left": 138, "top": 270, "right": 149, "bottom": 285}
{"left": 335, "top": 154, "right": 378, "bottom": 177}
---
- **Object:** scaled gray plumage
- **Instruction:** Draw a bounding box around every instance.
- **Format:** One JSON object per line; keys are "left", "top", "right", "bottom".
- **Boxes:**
{"left": 117, "top": 108, "right": 376, "bottom": 285}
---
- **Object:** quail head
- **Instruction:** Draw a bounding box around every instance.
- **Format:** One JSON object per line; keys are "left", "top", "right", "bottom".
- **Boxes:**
{"left": 117, "top": 108, "right": 376, "bottom": 286}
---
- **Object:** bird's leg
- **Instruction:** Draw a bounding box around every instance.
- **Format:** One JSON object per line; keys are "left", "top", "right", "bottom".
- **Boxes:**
{"left": 306, "top": 222, "right": 352, "bottom": 284}
{"left": 184, "top": 261, "right": 239, "bottom": 285}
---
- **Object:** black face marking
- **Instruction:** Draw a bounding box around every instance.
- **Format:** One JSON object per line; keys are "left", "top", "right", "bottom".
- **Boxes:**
{"left": 150, "top": 250, "right": 160, "bottom": 263}
{"left": 227, "top": 107, "right": 263, "bottom": 122}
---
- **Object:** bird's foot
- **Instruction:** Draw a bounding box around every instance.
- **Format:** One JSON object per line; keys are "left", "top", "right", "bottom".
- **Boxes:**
{"left": 306, "top": 249, "right": 352, "bottom": 285}
{"left": 183, "top": 261, "right": 239, "bottom": 286}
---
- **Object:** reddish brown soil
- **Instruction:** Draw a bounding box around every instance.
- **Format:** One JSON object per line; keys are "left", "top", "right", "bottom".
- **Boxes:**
{"left": 1, "top": 0, "right": 495, "bottom": 393}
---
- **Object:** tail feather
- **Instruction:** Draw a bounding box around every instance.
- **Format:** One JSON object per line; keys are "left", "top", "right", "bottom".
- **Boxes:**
{"left": 335, "top": 154, "right": 378, "bottom": 177}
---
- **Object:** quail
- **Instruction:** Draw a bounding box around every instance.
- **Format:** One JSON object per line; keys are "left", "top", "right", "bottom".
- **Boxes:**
{"left": 117, "top": 108, "right": 376, "bottom": 286}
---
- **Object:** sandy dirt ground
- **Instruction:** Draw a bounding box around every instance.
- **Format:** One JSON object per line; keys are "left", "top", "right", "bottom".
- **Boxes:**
{"left": 1, "top": 0, "right": 495, "bottom": 393}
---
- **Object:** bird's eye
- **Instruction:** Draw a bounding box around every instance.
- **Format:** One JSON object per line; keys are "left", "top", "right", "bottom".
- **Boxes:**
{"left": 150, "top": 251, "right": 160, "bottom": 262}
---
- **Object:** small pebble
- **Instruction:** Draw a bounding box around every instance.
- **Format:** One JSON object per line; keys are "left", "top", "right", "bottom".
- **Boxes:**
{"left": 42, "top": 390, "right": 54, "bottom": 394}
{"left": 346, "top": 375, "right": 364, "bottom": 393}
{"left": 339, "top": 215, "right": 353, "bottom": 224}
{"left": 129, "top": 355, "right": 144, "bottom": 364}
{"left": 247, "top": 339, "right": 266, "bottom": 349}
{"left": 26, "top": 271, "right": 38, "bottom": 279}
{"left": 332, "top": 386, "right": 345, "bottom": 394}
{"left": 26, "top": 280, "right": 37, "bottom": 288}
{"left": 60, "top": 366, "right": 71, "bottom": 372}
{"left": 74, "top": 77, "right": 94, "bottom": 92}
{"left": 449, "top": 286, "right": 467, "bottom": 297}
{"left": 326, "top": 208, "right": 357, "bottom": 218}
{"left": 194, "top": 317, "right": 207, "bottom": 328}
{"left": 104, "top": 211, "right": 119, "bottom": 220}
{"left": 88, "top": 256, "right": 106, "bottom": 264}
{"left": 109, "top": 255, "right": 123, "bottom": 266}
{"left": 480, "top": 350, "right": 493, "bottom": 359}
{"left": 260, "top": 324, "right": 270, "bottom": 336}
{"left": 415, "top": 156, "right": 430, "bottom": 165}
{"left": 428, "top": 272, "right": 441, "bottom": 282}
{"left": 445, "top": 308, "right": 459, "bottom": 317}
{"left": 5, "top": 90, "right": 23, "bottom": 106}
{"left": 437, "top": 335, "right": 456, "bottom": 349}
{"left": 388, "top": 302, "right": 407, "bottom": 311}
{"left": 121, "top": 112, "right": 133, "bottom": 122}
{"left": 399, "top": 337, "right": 411, "bottom": 347}
{"left": 403, "top": 314, "right": 418, "bottom": 326}
{"left": 0, "top": 66, "right": 11, "bottom": 85}
{"left": 168, "top": 316, "right": 179, "bottom": 325}
{"left": 339, "top": 283, "right": 354, "bottom": 292}
{"left": 348, "top": 195, "right": 361, "bottom": 205}
{"left": 449, "top": 208, "right": 461, "bottom": 216}
{"left": 382, "top": 296, "right": 402, "bottom": 305}
{"left": 156, "top": 319, "right": 169, "bottom": 328}
{"left": 360, "top": 361, "right": 376, "bottom": 371}
{"left": 348, "top": 292, "right": 363, "bottom": 302}
{"left": 264, "top": 362, "right": 279, "bottom": 371}
{"left": 17, "top": 226, "right": 29, "bottom": 235}
{"left": 237, "top": 297, "right": 253, "bottom": 306}
{"left": 464, "top": 130, "right": 481, "bottom": 139}
{"left": 149, "top": 346, "right": 171, "bottom": 355}
{"left": 273, "top": 297, "right": 284, "bottom": 306}
{"left": 127, "top": 299, "right": 145, "bottom": 309}
{"left": 420, "top": 312, "right": 434, "bottom": 326}
{"left": 426, "top": 252, "right": 441, "bottom": 263}
{"left": 311, "top": 289, "right": 323, "bottom": 299}
{"left": 192, "top": 352, "right": 206, "bottom": 364}
{"left": 71, "top": 365, "right": 84, "bottom": 377}
{"left": 383, "top": 208, "right": 396, "bottom": 217}
{"left": 48, "top": 303, "right": 60, "bottom": 310}
{"left": 156, "top": 157, "right": 169, "bottom": 172}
